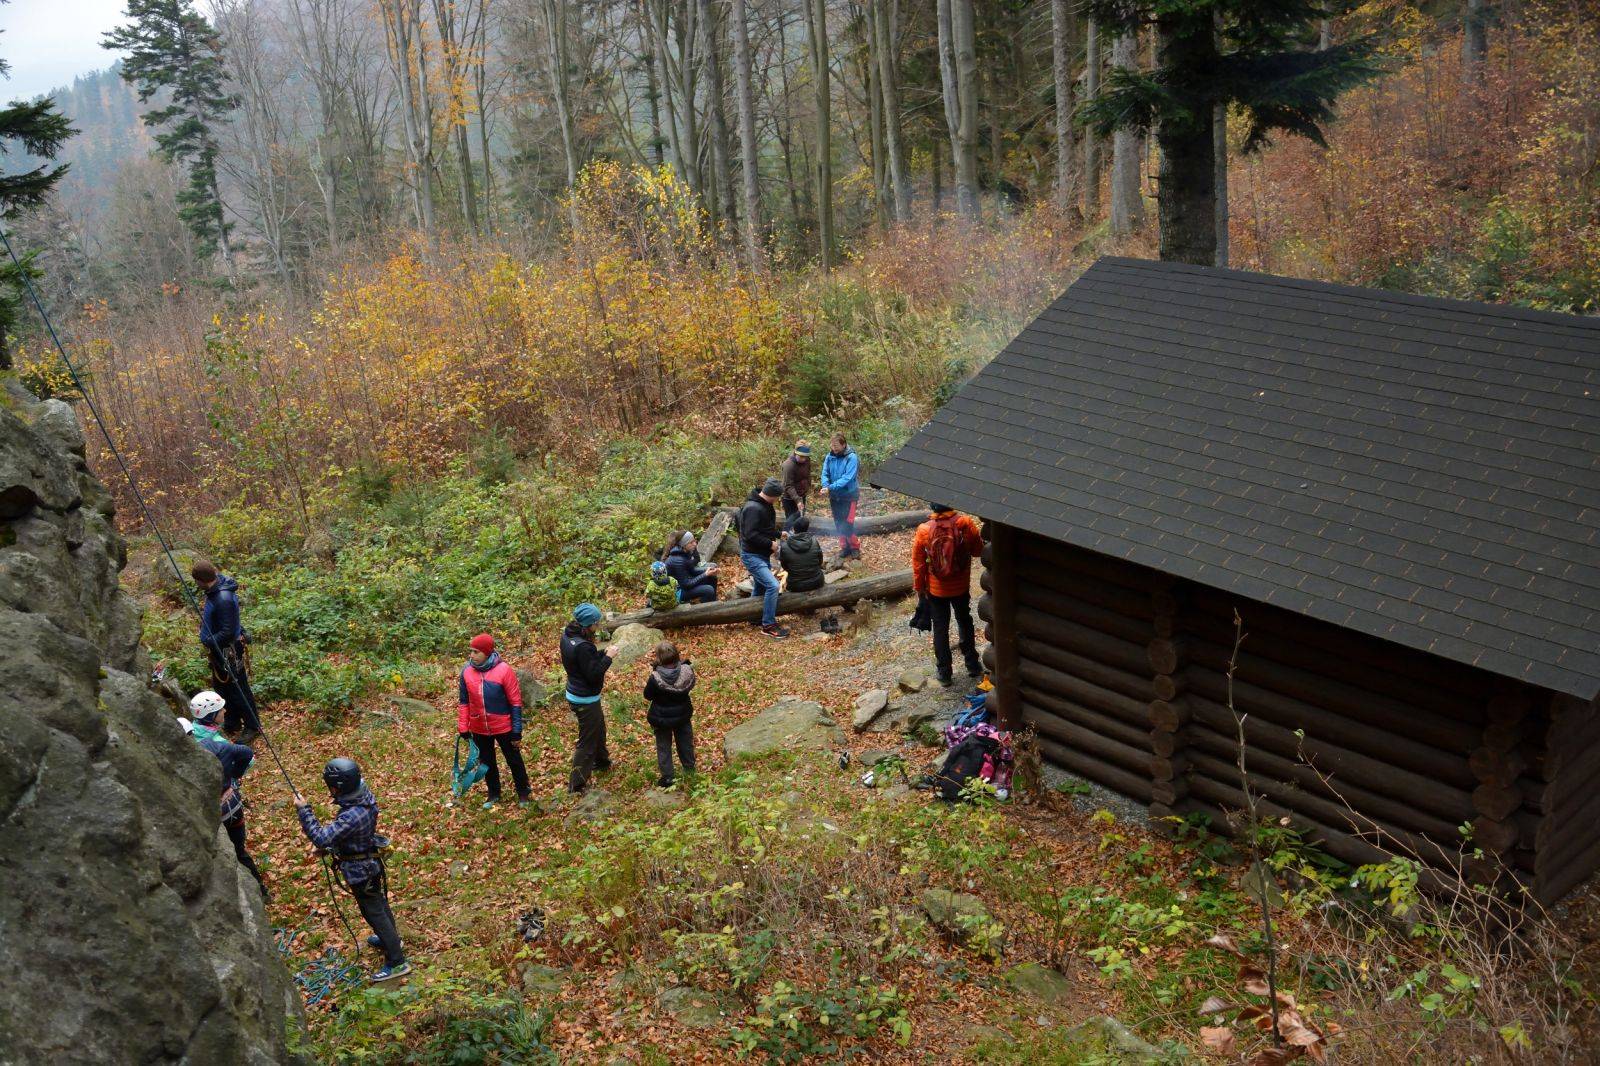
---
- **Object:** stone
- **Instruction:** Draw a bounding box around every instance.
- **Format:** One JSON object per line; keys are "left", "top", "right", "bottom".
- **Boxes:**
{"left": 450, "top": 860, "right": 470, "bottom": 878}
{"left": 519, "top": 964, "right": 568, "bottom": 996}
{"left": 515, "top": 669, "right": 551, "bottom": 707}
{"left": 859, "top": 748, "right": 895, "bottom": 769}
{"left": 734, "top": 577, "right": 754, "bottom": 597}
{"left": 645, "top": 787, "right": 686, "bottom": 810}
{"left": 605, "top": 623, "right": 663, "bottom": 667}
{"left": 1057, "top": 1016, "right": 1173, "bottom": 1063}
{"left": 145, "top": 546, "right": 200, "bottom": 605}
{"left": 656, "top": 986, "right": 730, "bottom": 1029}
{"left": 723, "top": 698, "right": 844, "bottom": 762}
{"left": 824, "top": 569, "right": 848, "bottom": 584}
{"left": 897, "top": 666, "right": 934, "bottom": 693}
{"left": 1240, "top": 860, "right": 1287, "bottom": 909}
{"left": 852, "top": 689, "right": 889, "bottom": 731}
{"left": 919, "top": 888, "right": 1001, "bottom": 946}
{"left": 0, "top": 382, "right": 304, "bottom": 1063}
{"left": 1005, "top": 962, "right": 1078, "bottom": 1009}
{"left": 380, "top": 694, "right": 437, "bottom": 720}
{"left": 566, "top": 788, "right": 618, "bottom": 825}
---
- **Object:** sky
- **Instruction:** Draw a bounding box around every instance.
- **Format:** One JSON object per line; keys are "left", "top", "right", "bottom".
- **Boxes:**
{"left": 0, "top": 0, "right": 130, "bottom": 101}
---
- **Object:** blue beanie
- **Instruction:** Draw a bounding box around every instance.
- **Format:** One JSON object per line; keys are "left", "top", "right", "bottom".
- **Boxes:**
{"left": 574, "top": 602, "right": 603, "bottom": 627}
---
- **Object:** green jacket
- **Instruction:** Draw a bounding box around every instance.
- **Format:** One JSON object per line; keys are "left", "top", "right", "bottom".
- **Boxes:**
{"left": 646, "top": 574, "right": 680, "bottom": 612}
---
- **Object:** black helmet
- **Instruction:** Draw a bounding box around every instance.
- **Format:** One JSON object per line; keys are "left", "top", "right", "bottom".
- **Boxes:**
{"left": 323, "top": 757, "right": 362, "bottom": 798}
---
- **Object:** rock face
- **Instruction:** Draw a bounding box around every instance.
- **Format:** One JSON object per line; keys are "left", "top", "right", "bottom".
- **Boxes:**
{"left": 0, "top": 381, "right": 304, "bottom": 1063}
{"left": 723, "top": 698, "right": 844, "bottom": 761}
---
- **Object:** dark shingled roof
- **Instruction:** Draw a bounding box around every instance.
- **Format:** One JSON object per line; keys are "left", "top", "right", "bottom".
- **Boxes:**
{"left": 872, "top": 257, "right": 1600, "bottom": 699}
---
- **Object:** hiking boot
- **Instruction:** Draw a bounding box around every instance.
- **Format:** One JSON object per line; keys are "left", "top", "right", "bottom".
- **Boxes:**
{"left": 761, "top": 623, "right": 790, "bottom": 638}
{"left": 516, "top": 795, "right": 533, "bottom": 808}
{"left": 656, "top": 777, "right": 674, "bottom": 789}
{"left": 937, "top": 672, "right": 954, "bottom": 687}
{"left": 371, "top": 961, "right": 412, "bottom": 983}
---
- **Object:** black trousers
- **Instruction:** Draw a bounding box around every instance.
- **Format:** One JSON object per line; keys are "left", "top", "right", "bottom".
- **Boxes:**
{"left": 782, "top": 497, "right": 805, "bottom": 530}
{"left": 350, "top": 876, "right": 404, "bottom": 967}
{"left": 567, "top": 699, "right": 611, "bottom": 792}
{"left": 225, "top": 817, "right": 265, "bottom": 894}
{"left": 930, "top": 592, "right": 982, "bottom": 679}
{"left": 209, "top": 646, "right": 261, "bottom": 736}
{"left": 472, "top": 733, "right": 531, "bottom": 800}
{"left": 652, "top": 720, "right": 696, "bottom": 785}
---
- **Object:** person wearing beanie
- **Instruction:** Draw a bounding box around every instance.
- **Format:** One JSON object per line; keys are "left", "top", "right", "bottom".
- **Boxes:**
{"left": 560, "top": 603, "right": 618, "bottom": 792}
{"left": 457, "top": 633, "right": 531, "bottom": 808}
{"left": 191, "top": 558, "right": 260, "bottom": 742}
{"left": 821, "top": 433, "right": 862, "bottom": 558}
{"left": 645, "top": 559, "right": 681, "bottom": 613}
{"left": 738, "top": 478, "right": 788, "bottom": 638}
{"left": 662, "top": 530, "right": 719, "bottom": 603}
{"left": 911, "top": 503, "right": 985, "bottom": 686}
{"left": 780, "top": 441, "right": 813, "bottom": 530}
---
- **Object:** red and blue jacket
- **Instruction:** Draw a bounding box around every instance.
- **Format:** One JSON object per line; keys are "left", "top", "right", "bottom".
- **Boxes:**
{"left": 458, "top": 653, "right": 523, "bottom": 737}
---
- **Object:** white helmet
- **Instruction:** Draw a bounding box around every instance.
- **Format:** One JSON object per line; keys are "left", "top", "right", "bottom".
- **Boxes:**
{"left": 189, "top": 690, "right": 227, "bottom": 721}
{"left": 176, "top": 717, "right": 195, "bottom": 734}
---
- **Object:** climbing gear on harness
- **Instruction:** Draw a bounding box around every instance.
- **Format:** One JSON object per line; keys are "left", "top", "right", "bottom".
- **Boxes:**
{"left": 451, "top": 735, "right": 489, "bottom": 800}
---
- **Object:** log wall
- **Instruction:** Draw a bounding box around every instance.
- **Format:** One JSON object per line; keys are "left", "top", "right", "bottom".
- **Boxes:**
{"left": 984, "top": 525, "right": 1594, "bottom": 903}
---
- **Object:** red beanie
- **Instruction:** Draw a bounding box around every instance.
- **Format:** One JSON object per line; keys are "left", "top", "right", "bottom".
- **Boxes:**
{"left": 470, "top": 633, "right": 495, "bottom": 654}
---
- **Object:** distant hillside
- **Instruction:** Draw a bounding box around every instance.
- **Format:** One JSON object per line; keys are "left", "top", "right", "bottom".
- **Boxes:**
{"left": 19, "top": 65, "right": 154, "bottom": 219}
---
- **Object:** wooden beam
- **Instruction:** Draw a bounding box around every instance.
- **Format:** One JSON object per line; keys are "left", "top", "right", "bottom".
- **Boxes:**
{"left": 1016, "top": 636, "right": 1154, "bottom": 702}
{"left": 987, "top": 521, "right": 1023, "bottom": 731}
{"left": 605, "top": 569, "right": 913, "bottom": 629}
{"left": 806, "top": 509, "right": 927, "bottom": 538}
{"left": 1035, "top": 736, "right": 1154, "bottom": 801}
{"left": 699, "top": 508, "right": 736, "bottom": 563}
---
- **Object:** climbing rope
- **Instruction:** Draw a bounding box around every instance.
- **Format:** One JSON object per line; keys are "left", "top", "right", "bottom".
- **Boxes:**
{"left": 274, "top": 923, "right": 364, "bottom": 1007}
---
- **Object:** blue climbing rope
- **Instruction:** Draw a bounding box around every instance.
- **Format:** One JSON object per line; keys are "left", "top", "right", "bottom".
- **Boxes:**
{"left": 274, "top": 923, "right": 363, "bottom": 1007}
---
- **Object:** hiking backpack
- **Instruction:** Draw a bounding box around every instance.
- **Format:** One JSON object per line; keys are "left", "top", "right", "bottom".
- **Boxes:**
{"left": 925, "top": 516, "right": 966, "bottom": 580}
{"left": 935, "top": 731, "right": 1002, "bottom": 802}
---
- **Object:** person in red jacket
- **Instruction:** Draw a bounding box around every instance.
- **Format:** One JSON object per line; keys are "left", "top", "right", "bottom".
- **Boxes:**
{"left": 911, "top": 504, "right": 985, "bottom": 686}
{"left": 457, "top": 633, "right": 531, "bottom": 808}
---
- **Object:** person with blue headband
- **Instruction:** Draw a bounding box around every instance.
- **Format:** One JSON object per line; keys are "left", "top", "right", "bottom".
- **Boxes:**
{"left": 560, "top": 602, "right": 618, "bottom": 792}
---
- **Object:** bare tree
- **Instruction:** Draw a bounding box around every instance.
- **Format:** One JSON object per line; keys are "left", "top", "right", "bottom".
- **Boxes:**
{"left": 937, "top": 0, "right": 978, "bottom": 217}
{"left": 1082, "top": 16, "right": 1101, "bottom": 220}
{"left": 873, "top": 0, "right": 909, "bottom": 220}
{"left": 1051, "top": 0, "right": 1077, "bottom": 215}
{"left": 698, "top": 0, "right": 737, "bottom": 228}
{"left": 1461, "top": 0, "right": 1488, "bottom": 84}
{"left": 729, "top": 0, "right": 765, "bottom": 267}
{"left": 807, "top": 0, "right": 833, "bottom": 267}
{"left": 380, "top": 0, "right": 436, "bottom": 232}
{"left": 1108, "top": 30, "right": 1143, "bottom": 235}
{"left": 538, "top": 0, "right": 581, "bottom": 199}
{"left": 432, "top": 0, "right": 480, "bottom": 234}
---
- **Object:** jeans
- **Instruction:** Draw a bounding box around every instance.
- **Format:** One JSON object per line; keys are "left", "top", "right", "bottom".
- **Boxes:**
{"left": 741, "top": 550, "right": 781, "bottom": 626}
{"left": 652, "top": 720, "right": 696, "bottom": 786}
{"left": 351, "top": 876, "right": 405, "bottom": 966}
{"left": 472, "top": 733, "right": 531, "bottom": 800}
{"left": 679, "top": 575, "right": 718, "bottom": 604}
{"left": 568, "top": 699, "right": 611, "bottom": 792}
{"left": 225, "top": 816, "right": 265, "bottom": 894}
{"left": 930, "top": 592, "right": 982, "bottom": 680}
{"left": 208, "top": 645, "right": 260, "bottom": 736}
{"left": 829, "top": 495, "right": 860, "bottom": 556}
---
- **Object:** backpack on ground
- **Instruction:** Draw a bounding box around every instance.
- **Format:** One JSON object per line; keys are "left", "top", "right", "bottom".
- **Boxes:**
{"left": 936, "top": 721, "right": 1014, "bottom": 801}
{"left": 946, "top": 692, "right": 991, "bottom": 733}
{"left": 926, "top": 516, "right": 966, "bottom": 580}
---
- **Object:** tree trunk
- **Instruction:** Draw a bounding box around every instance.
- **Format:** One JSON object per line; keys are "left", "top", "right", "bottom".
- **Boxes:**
{"left": 1461, "top": 0, "right": 1488, "bottom": 83}
{"left": 541, "top": 0, "right": 581, "bottom": 201}
{"left": 807, "top": 0, "right": 834, "bottom": 269}
{"left": 432, "top": 0, "right": 479, "bottom": 234}
{"left": 1154, "top": 22, "right": 1216, "bottom": 264}
{"left": 729, "top": 0, "right": 764, "bottom": 268}
{"left": 699, "top": 0, "right": 737, "bottom": 233}
{"left": 1318, "top": 18, "right": 1332, "bottom": 51}
{"left": 866, "top": 11, "right": 887, "bottom": 227}
{"left": 607, "top": 569, "right": 914, "bottom": 629}
{"left": 640, "top": 0, "right": 666, "bottom": 166}
{"left": 1082, "top": 17, "right": 1101, "bottom": 220}
{"left": 951, "top": 0, "right": 979, "bottom": 217}
{"left": 876, "top": 0, "right": 910, "bottom": 220}
{"left": 1109, "top": 32, "right": 1144, "bottom": 236}
{"left": 1051, "top": 0, "right": 1077, "bottom": 215}
{"left": 1213, "top": 102, "right": 1228, "bottom": 267}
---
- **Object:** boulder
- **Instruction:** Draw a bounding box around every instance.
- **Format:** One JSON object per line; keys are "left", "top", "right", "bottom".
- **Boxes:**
{"left": 824, "top": 569, "right": 848, "bottom": 584}
{"left": 723, "top": 698, "right": 844, "bottom": 762}
{"left": 565, "top": 788, "right": 618, "bottom": 825}
{"left": 919, "top": 888, "right": 1001, "bottom": 947}
{"left": 379, "top": 694, "right": 436, "bottom": 720}
{"left": 863, "top": 686, "right": 962, "bottom": 736}
{"left": 1005, "top": 962, "right": 1078, "bottom": 1009}
{"left": 645, "top": 787, "right": 686, "bottom": 811}
{"left": 897, "top": 665, "right": 935, "bottom": 693}
{"left": 605, "top": 623, "right": 663, "bottom": 667}
{"left": 734, "top": 577, "right": 754, "bottom": 598}
{"left": 146, "top": 546, "right": 199, "bottom": 604}
{"left": 514, "top": 669, "right": 551, "bottom": 707}
{"left": 518, "top": 964, "right": 568, "bottom": 997}
{"left": 1057, "top": 1016, "right": 1174, "bottom": 1063}
{"left": 852, "top": 689, "right": 889, "bottom": 731}
{"left": 656, "top": 986, "right": 731, "bottom": 1029}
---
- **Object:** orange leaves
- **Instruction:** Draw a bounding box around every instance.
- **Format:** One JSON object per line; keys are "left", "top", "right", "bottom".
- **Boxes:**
{"left": 1199, "top": 931, "right": 1335, "bottom": 1064}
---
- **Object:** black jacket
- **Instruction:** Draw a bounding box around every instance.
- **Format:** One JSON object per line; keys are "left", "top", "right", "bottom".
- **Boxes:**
{"left": 738, "top": 490, "right": 779, "bottom": 557}
{"left": 780, "top": 532, "right": 826, "bottom": 593}
{"left": 643, "top": 661, "right": 696, "bottom": 728}
{"left": 560, "top": 623, "right": 612, "bottom": 700}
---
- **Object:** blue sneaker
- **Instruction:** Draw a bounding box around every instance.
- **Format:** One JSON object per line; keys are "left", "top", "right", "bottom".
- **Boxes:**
{"left": 371, "top": 961, "right": 412, "bottom": 983}
{"left": 481, "top": 799, "right": 497, "bottom": 810}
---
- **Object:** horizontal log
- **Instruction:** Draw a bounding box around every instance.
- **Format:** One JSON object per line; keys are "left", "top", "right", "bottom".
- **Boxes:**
{"left": 1036, "top": 736, "right": 1153, "bottom": 802}
{"left": 1472, "top": 783, "right": 1523, "bottom": 822}
{"left": 1537, "top": 791, "right": 1600, "bottom": 870}
{"left": 1468, "top": 747, "right": 1529, "bottom": 788}
{"left": 1536, "top": 828, "right": 1600, "bottom": 904}
{"left": 1486, "top": 688, "right": 1536, "bottom": 724}
{"left": 1021, "top": 688, "right": 1152, "bottom": 753}
{"left": 1015, "top": 533, "right": 1160, "bottom": 593}
{"left": 806, "top": 509, "right": 926, "bottom": 538}
{"left": 1184, "top": 667, "right": 1477, "bottom": 790}
{"left": 1150, "top": 754, "right": 1187, "bottom": 782}
{"left": 606, "top": 569, "right": 913, "bottom": 629}
{"left": 699, "top": 508, "right": 736, "bottom": 563}
{"left": 1185, "top": 632, "right": 1481, "bottom": 755}
{"left": 1150, "top": 729, "right": 1183, "bottom": 758}
{"left": 1016, "top": 584, "right": 1151, "bottom": 646}
{"left": 1015, "top": 555, "right": 1158, "bottom": 622}
{"left": 1017, "top": 637, "right": 1154, "bottom": 703}
{"left": 977, "top": 592, "right": 993, "bottom": 624}
{"left": 980, "top": 568, "right": 993, "bottom": 594}
{"left": 1022, "top": 700, "right": 1153, "bottom": 775}
{"left": 980, "top": 541, "right": 993, "bottom": 567}
{"left": 1014, "top": 605, "right": 1151, "bottom": 676}
{"left": 1469, "top": 818, "right": 1520, "bottom": 855}
{"left": 1153, "top": 674, "right": 1183, "bottom": 702}
{"left": 1185, "top": 694, "right": 1476, "bottom": 823}
{"left": 1148, "top": 638, "right": 1183, "bottom": 676}
{"left": 1018, "top": 658, "right": 1150, "bottom": 725}
{"left": 1150, "top": 780, "right": 1186, "bottom": 806}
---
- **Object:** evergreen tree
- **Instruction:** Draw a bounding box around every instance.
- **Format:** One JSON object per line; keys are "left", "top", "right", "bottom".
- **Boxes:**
{"left": 1081, "top": 0, "right": 1381, "bottom": 265}
{"left": 0, "top": 5, "right": 76, "bottom": 370}
{"left": 104, "top": 0, "right": 238, "bottom": 271}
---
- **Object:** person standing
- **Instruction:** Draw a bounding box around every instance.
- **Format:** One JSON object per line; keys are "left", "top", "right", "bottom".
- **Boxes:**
{"left": 183, "top": 690, "right": 266, "bottom": 898}
{"left": 294, "top": 757, "right": 410, "bottom": 982}
{"left": 663, "top": 530, "right": 719, "bottom": 604}
{"left": 457, "top": 634, "right": 532, "bottom": 809}
{"left": 191, "top": 559, "right": 260, "bottom": 743}
{"left": 643, "top": 640, "right": 697, "bottom": 788}
{"left": 739, "top": 477, "right": 788, "bottom": 638}
{"left": 911, "top": 504, "right": 985, "bottom": 686}
{"left": 821, "top": 433, "right": 862, "bottom": 559}
{"left": 561, "top": 603, "right": 619, "bottom": 792}
{"left": 780, "top": 441, "right": 813, "bottom": 530}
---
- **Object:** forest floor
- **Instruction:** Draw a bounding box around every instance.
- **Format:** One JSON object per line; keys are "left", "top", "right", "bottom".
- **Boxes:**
{"left": 155, "top": 527, "right": 1600, "bottom": 1064}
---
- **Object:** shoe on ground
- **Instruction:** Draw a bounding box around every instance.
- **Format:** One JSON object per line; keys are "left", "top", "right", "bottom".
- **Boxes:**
{"left": 516, "top": 796, "right": 533, "bottom": 808}
{"left": 657, "top": 777, "right": 674, "bottom": 789}
{"left": 761, "top": 623, "right": 789, "bottom": 638}
{"left": 937, "top": 673, "right": 954, "bottom": 687}
{"left": 481, "top": 799, "right": 498, "bottom": 810}
{"left": 371, "top": 961, "right": 412, "bottom": 983}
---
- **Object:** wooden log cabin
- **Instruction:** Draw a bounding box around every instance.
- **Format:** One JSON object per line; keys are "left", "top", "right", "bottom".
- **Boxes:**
{"left": 873, "top": 257, "right": 1600, "bottom": 902}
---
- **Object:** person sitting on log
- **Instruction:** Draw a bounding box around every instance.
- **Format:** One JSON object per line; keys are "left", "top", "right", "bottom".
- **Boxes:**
{"left": 912, "top": 503, "right": 984, "bottom": 686}
{"left": 645, "top": 561, "right": 681, "bottom": 612}
{"left": 779, "top": 515, "right": 826, "bottom": 593}
{"left": 663, "top": 530, "right": 720, "bottom": 604}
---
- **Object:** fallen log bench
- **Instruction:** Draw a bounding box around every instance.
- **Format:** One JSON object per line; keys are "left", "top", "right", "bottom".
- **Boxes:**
{"left": 607, "top": 569, "right": 914, "bottom": 630}
{"left": 805, "top": 509, "right": 925, "bottom": 538}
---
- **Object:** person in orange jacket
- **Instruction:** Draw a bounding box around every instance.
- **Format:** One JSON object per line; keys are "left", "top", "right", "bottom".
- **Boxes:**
{"left": 911, "top": 504, "right": 985, "bottom": 686}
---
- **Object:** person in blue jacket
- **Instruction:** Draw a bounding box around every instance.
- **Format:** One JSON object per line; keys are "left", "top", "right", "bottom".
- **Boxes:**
{"left": 192, "top": 559, "right": 260, "bottom": 741}
{"left": 662, "top": 530, "right": 719, "bottom": 603}
{"left": 821, "top": 432, "right": 862, "bottom": 558}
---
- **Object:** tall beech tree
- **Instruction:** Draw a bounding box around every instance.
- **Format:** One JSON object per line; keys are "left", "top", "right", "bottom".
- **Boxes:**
{"left": 105, "top": 0, "right": 239, "bottom": 272}
{"left": 1081, "top": 0, "right": 1378, "bottom": 264}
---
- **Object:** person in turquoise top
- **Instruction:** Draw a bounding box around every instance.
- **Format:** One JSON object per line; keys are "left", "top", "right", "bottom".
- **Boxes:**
{"left": 559, "top": 603, "right": 619, "bottom": 792}
{"left": 821, "top": 432, "right": 862, "bottom": 558}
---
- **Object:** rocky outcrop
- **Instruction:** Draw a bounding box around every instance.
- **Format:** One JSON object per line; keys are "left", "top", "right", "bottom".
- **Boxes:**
{"left": 0, "top": 381, "right": 304, "bottom": 1063}
{"left": 723, "top": 698, "right": 845, "bottom": 762}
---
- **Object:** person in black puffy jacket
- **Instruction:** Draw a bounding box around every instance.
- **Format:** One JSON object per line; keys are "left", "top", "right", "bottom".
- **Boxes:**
{"left": 561, "top": 603, "right": 618, "bottom": 792}
{"left": 778, "top": 516, "right": 826, "bottom": 593}
{"left": 662, "top": 530, "right": 719, "bottom": 603}
{"left": 642, "top": 640, "right": 696, "bottom": 787}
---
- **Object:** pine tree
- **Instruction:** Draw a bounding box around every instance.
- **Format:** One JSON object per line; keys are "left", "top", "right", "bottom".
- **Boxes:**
{"left": 104, "top": 0, "right": 238, "bottom": 272}
{"left": 0, "top": 9, "right": 76, "bottom": 370}
{"left": 1080, "top": 0, "right": 1380, "bottom": 265}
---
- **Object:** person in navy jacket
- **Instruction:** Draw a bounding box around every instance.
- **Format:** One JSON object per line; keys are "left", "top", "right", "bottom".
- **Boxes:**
{"left": 457, "top": 633, "right": 531, "bottom": 808}
{"left": 192, "top": 559, "right": 260, "bottom": 740}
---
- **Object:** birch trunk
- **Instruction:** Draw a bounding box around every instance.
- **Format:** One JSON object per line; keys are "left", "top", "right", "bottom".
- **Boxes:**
{"left": 1108, "top": 31, "right": 1144, "bottom": 235}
